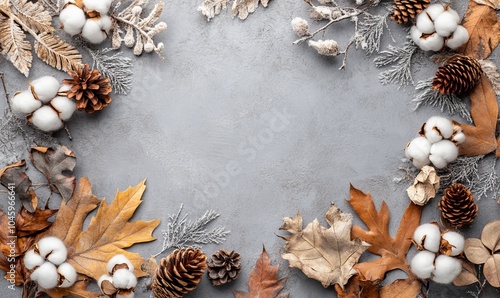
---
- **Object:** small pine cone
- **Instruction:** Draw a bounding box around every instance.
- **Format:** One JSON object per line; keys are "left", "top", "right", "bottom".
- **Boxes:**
{"left": 390, "top": 0, "right": 430, "bottom": 24}
{"left": 62, "top": 64, "right": 112, "bottom": 114}
{"left": 151, "top": 248, "right": 207, "bottom": 298}
{"left": 432, "top": 55, "right": 483, "bottom": 95}
{"left": 207, "top": 249, "right": 241, "bottom": 286}
{"left": 439, "top": 183, "right": 478, "bottom": 228}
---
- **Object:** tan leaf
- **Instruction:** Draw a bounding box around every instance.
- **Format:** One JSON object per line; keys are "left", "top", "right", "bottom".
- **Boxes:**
{"left": 233, "top": 246, "right": 288, "bottom": 298}
{"left": 378, "top": 278, "right": 421, "bottom": 298}
{"left": 0, "top": 15, "right": 32, "bottom": 77}
{"left": 453, "top": 259, "right": 480, "bottom": 286}
{"left": 406, "top": 165, "right": 440, "bottom": 206}
{"left": 347, "top": 185, "right": 422, "bottom": 298}
{"left": 459, "top": 1, "right": 500, "bottom": 59}
{"left": 479, "top": 60, "right": 500, "bottom": 96}
{"left": 141, "top": 255, "right": 159, "bottom": 277}
{"left": 465, "top": 238, "right": 492, "bottom": 264}
{"left": 10, "top": 0, "right": 54, "bottom": 33}
{"left": 484, "top": 254, "right": 500, "bottom": 287}
{"left": 0, "top": 160, "right": 38, "bottom": 212}
{"left": 198, "top": 0, "right": 229, "bottom": 21}
{"left": 458, "top": 75, "right": 499, "bottom": 156}
{"left": 30, "top": 146, "right": 76, "bottom": 201}
{"left": 232, "top": 0, "right": 271, "bottom": 20}
{"left": 34, "top": 32, "right": 82, "bottom": 72}
{"left": 39, "top": 177, "right": 160, "bottom": 283}
{"left": 279, "top": 204, "right": 368, "bottom": 289}
{"left": 474, "top": 0, "right": 500, "bottom": 9}
{"left": 481, "top": 219, "right": 500, "bottom": 251}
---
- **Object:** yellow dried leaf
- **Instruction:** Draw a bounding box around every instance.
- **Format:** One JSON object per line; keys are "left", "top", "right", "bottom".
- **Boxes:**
{"left": 34, "top": 32, "right": 82, "bottom": 72}
{"left": 0, "top": 15, "right": 32, "bottom": 77}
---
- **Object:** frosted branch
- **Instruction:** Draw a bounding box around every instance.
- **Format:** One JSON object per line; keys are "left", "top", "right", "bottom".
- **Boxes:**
{"left": 88, "top": 48, "right": 133, "bottom": 95}
{"left": 356, "top": 12, "right": 388, "bottom": 55}
{"left": 374, "top": 40, "right": 417, "bottom": 86}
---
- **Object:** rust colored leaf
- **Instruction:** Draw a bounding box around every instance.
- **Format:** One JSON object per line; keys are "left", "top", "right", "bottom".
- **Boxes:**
{"left": 279, "top": 204, "right": 368, "bottom": 289}
{"left": 347, "top": 185, "right": 422, "bottom": 298}
{"left": 233, "top": 246, "right": 288, "bottom": 298}
{"left": 458, "top": 75, "right": 499, "bottom": 156}
{"left": 378, "top": 278, "right": 421, "bottom": 298}
{"left": 16, "top": 207, "right": 57, "bottom": 238}
{"left": 453, "top": 259, "right": 480, "bottom": 286}
{"left": 0, "top": 160, "right": 37, "bottom": 212}
{"left": 335, "top": 275, "right": 379, "bottom": 298}
{"left": 30, "top": 146, "right": 76, "bottom": 201}
{"left": 460, "top": 1, "right": 500, "bottom": 60}
{"left": 38, "top": 177, "right": 160, "bottom": 284}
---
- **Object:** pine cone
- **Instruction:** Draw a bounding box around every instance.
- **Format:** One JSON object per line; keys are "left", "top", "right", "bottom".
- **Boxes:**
{"left": 152, "top": 248, "right": 207, "bottom": 298}
{"left": 439, "top": 183, "right": 478, "bottom": 228}
{"left": 390, "top": 0, "right": 430, "bottom": 24}
{"left": 207, "top": 249, "right": 241, "bottom": 286}
{"left": 432, "top": 55, "right": 483, "bottom": 95}
{"left": 62, "top": 64, "right": 112, "bottom": 114}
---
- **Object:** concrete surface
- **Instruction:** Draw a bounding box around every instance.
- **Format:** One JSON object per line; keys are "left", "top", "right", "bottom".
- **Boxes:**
{"left": 0, "top": 0, "right": 499, "bottom": 297}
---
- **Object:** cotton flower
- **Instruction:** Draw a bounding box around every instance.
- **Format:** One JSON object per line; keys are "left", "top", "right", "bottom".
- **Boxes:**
{"left": 441, "top": 231, "right": 464, "bottom": 256}
{"left": 30, "top": 262, "right": 59, "bottom": 289}
{"left": 410, "top": 250, "right": 436, "bottom": 279}
{"left": 432, "top": 255, "right": 462, "bottom": 284}
{"left": 57, "top": 262, "right": 77, "bottom": 288}
{"left": 405, "top": 136, "right": 432, "bottom": 168}
{"left": 11, "top": 90, "right": 42, "bottom": 114}
{"left": 82, "top": 0, "right": 113, "bottom": 14}
{"left": 418, "top": 33, "right": 444, "bottom": 52}
{"left": 107, "top": 254, "right": 134, "bottom": 274}
{"left": 416, "top": 12, "right": 435, "bottom": 34}
{"left": 413, "top": 223, "right": 441, "bottom": 252}
{"left": 434, "top": 11, "right": 458, "bottom": 37}
{"left": 29, "top": 106, "right": 64, "bottom": 132}
{"left": 422, "top": 116, "right": 454, "bottom": 143}
{"left": 50, "top": 96, "right": 77, "bottom": 121}
{"left": 81, "top": 19, "right": 108, "bottom": 44}
{"left": 429, "top": 139, "right": 458, "bottom": 169}
{"left": 446, "top": 26, "right": 469, "bottom": 50}
{"left": 113, "top": 268, "right": 138, "bottom": 289}
{"left": 291, "top": 17, "right": 309, "bottom": 37}
{"left": 425, "top": 4, "right": 445, "bottom": 20}
{"left": 36, "top": 236, "right": 68, "bottom": 265}
{"left": 59, "top": 5, "right": 86, "bottom": 36}
{"left": 24, "top": 249, "right": 45, "bottom": 270}
{"left": 308, "top": 40, "right": 339, "bottom": 56}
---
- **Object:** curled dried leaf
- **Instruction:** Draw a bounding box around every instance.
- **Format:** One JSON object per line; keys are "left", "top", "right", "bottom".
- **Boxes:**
{"left": 0, "top": 160, "right": 37, "bottom": 212}
{"left": 406, "top": 165, "right": 440, "bottom": 206}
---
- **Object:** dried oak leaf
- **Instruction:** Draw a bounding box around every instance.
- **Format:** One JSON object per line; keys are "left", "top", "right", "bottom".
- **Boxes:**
{"left": 232, "top": 0, "right": 271, "bottom": 20}
{"left": 0, "top": 160, "right": 37, "bottom": 212}
{"left": 30, "top": 146, "right": 76, "bottom": 201}
{"left": 233, "top": 246, "right": 288, "bottom": 298}
{"left": 37, "top": 177, "right": 160, "bottom": 284}
{"left": 464, "top": 220, "right": 500, "bottom": 287}
{"left": 279, "top": 204, "right": 368, "bottom": 289}
{"left": 459, "top": 1, "right": 500, "bottom": 60}
{"left": 347, "top": 185, "right": 422, "bottom": 298}
{"left": 474, "top": 0, "right": 500, "bottom": 10}
{"left": 334, "top": 275, "right": 379, "bottom": 298}
{"left": 479, "top": 60, "right": 500, "bottom": 96}
{"left": 458, "top": 76, "right": 499, "bottom": 157}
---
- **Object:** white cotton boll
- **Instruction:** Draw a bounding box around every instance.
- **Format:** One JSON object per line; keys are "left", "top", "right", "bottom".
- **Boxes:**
{"left": 291, "top": 17, "right": 309, "bottom": 37}
{"left": 107, "top": 254, "right": 134, "bottom": 274}
{"left": 430, "top": 140, "right": 458, "bottom": 163}
{"left": 425, "top": 4, "right": 445, "bottom": 21}
{"left": 58, "top": 84, "right": 72, "bottom": 94}
{"left": 446, "top": 8, "right": 460, "bottom": 24}
{"left": 419, "top": 33, "right": 444, "bottom": 52}
{"left": 410, "top": 250, "right": 436, "bottom": 279}
{"left": 57, "top": 262, "right": 77, "bottom": 288}
{"left": 11, "top": 90, "right": 42, "bottom": 114}
{"left": 30, "top": 76, "right": 60, "bottom": 103}
{"left": 37, "top": 236, "right": 67, "bottom": 265}
{"left": 30, "top": 262, "right": 59, "bottom": 289}
{"left": 405, "top": 137, "right": 432, "bottom": 168}
{"left": 412, "top": 157, "right": 431, "bottom": 169}
{"left": 98, "top": 274, "right": 113, "bottom": 289}
{"left": 50, "top": 96, "right": 76, "bottom": 121}
{"left": 434, "top": 12, "right": 458, "bottom": 37}
{"left": 24, "top": 249, "right": 45, "bottom": 270}
{"left": 452, "top": 131, "right": 466, "bottom": 144}
{"left": 425, "top": 116, "right": 454, "bottom": 142}
{"left": 112, "top": 269, "right": 137, "bottom": 289}
{"left": 429, "top": 155, "right": 447, "bottom": 169}
{"left": 413, "top": 223, "right": 441, "bottom": 252}
{"left": 416, "top": 12, "right": 435, "bottom": 34}
{"left": 30, "top": 106, "right": 64, "bottom": 132}
{"left": 100, "top": 15, "right": 112, "bottom": 32}
{"left": 442, "top": 231, "right": 465, "bottom": 256}
{"left": 432, "top": 255, "right": 462, "bottom": 284}
{"left": 59, "top": 5, "right": 86, "bottom": 36}
{"left": 446, "top": 26, "right": 469, "bottom": 50}
{"left": 81, "top": 19, "right": 107, "bottom": 44}
{"left": 410, "top": 26, "right": 422, "bottom": 46}
{"left": 83, "top": 0, "right": 111, "bottom": 14}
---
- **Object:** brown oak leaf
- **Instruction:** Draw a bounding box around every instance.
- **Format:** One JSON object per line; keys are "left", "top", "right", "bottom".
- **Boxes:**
{"left": 279, "top": 204, "right": 368, "bottom": 289}
{"left": 30, "top": 146, "right": 76, "bottom": 201}
{"left": 347, "top": 185, "right": 422, "bottom": 298}
{"left": 473, "top": 0, "right": 500, "bottom": 11}
{"left": 460, "top": 1, "right": 500, "bottom": 60}
{"left": 233, "top": 246, "right": 288, "bottom": 298}
{"left": 0, "top": 160, "right": 37, "bottom": 212}
{"left": 334, "top": 275, "right": 379, "bottom": 298}
{"left": 37, "top": 177, "right": 160, "bottom": 286}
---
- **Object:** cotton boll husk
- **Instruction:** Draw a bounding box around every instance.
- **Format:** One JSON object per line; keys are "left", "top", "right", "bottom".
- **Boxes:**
{"left": 98, "top": 274, "right": 113, "bottom": 289}
{"left": 11, "top": 90, "right": 42, "bottom": 114}
{"left": 83, "top": 0, "right": 112, "bottom": 14}
{"left": 419, "top": 33, "right": 444, "bottom": 52}
{"left": 416, "top": 12, "right": 435, "bottom": 34}
{"left": 59, "top": 5, "right": 86, "bottom": 36}
{"left": 37, "top": 236, "right": 67, "bottom": 265}
{"left": 58, "top": 262, "right": 77, "bottom": 288}
{"left": 430, "top": 140, "right": 458, "bottom": 163}
{"left": 291, "top": 17, "right": 309, "bottom": 37}
{"left": 446, "top": 26, "right": 469, "bottom": 50}
{"left": 29, "top": 106, "right": 64, "bottom": 132}
{"left": 425, "top": 4, "right": 445, "bottom": 20}
{"left": 81, "top": 19, "right": 107, "bottom": 44}
{"left": 413, "top": 223, "right": 441, "bottom": 252}
{"left": 30, "top": 76, "right": 60, "bottom": 103}
{"left": 50, "top": 96, "right": 76, "bottom": 121}
{"left": 441, "top": 231, "right": 465, "bottom": 256}
{"left": 410, "top": 26, "right": 422, "bottom": 45}
{"left": 112, "top": 269, "right": 137, "bottom": 289}
{"left": 432, "top": 255, "right": 462, "bottom": 284}
{"left": 410, "top": 250, "right": 436, "bottom": 279}
{"left": 434, "top": 12, "right": 458, "bottom": 37}
{"left": 425, "top": 116, "right": 454, "bottom": 142}
{"left": 31, "top": 262, "right": 59, "bottom": 289}
{"left": 107, "top": 254, "right": 134, "bottom": 274}
{"left": 24, "top": 249, "right": 45, "bottom": 270}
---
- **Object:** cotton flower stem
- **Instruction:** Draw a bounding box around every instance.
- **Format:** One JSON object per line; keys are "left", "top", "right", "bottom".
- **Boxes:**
{"left": 0, "top": 73, "right": 12, "bottom": 114}
{"left": 64, "top": 125, "right": 73, "bottom": 141}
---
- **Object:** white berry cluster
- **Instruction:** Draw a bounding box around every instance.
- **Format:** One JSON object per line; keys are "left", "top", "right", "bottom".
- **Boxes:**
{"left": 411, "top": 4, "right": 469, "bottom": 51}
{"left": 410, "top": 223, "right": 464, "bottom": 284}
{"left": 98, "top": 254, "right": 137, "bottom": 298}
{"left": 59, "top": 0, "right": 113, "bottom": 44}
{"left": 23, "top": 237, "right": 77, "bottom": 289}
{"left": 405, "top": 116, "right": 465, "bottom": 169}
{"left": 11, "top": 76, "right": 76, "bottom": 132}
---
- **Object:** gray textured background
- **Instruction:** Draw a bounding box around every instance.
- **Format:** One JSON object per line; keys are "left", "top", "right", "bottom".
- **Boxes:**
{"left": 1, "top": 0, "right": 499, "bottom": 297}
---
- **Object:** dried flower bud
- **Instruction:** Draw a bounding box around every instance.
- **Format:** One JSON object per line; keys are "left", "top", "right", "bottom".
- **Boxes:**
{"left": 309, "top": 6, "right": 334, "bottom": 21}
{"left": 407, "top": 165, "right": 440, "bottom": 206}
{"left": 308, "top": 39, "right": 339, "bottom": 56}
{"left": 291, "top": 17, "right": 309, "bottom": 37}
